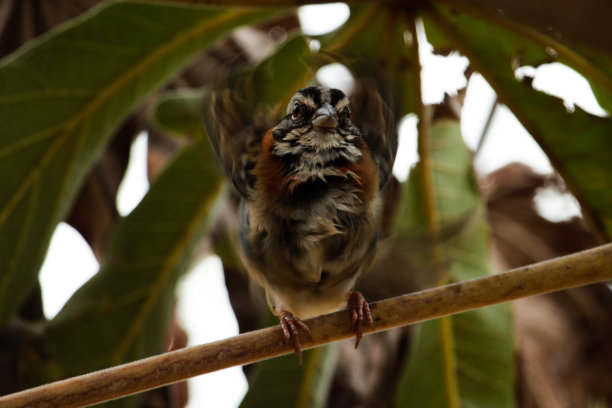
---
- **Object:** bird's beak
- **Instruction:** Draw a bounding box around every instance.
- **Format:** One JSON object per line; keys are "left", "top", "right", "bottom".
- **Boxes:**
{"left": 311, "top": 103, "right": 338, "bottom": 130}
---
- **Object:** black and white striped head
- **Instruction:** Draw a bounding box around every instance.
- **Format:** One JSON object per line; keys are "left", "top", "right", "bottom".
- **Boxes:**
{"left": 271, "top": 87, "right": 364, "bottom": 172}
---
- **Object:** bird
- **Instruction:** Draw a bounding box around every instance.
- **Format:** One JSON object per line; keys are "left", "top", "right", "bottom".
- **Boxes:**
{"left": 206, "top": 83, "right": 396, "bottom": 362}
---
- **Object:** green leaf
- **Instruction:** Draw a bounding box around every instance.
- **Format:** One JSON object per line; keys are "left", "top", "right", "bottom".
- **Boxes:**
{"left": 0, "top": 0, "right": 271, "bottom": 325}
{"left": 394, "top": 118, "right": 514, "bottom": 408}
{"left": 152, "top": 88, "right": 208, "bottom": 140}
{"left": 424, "top": 4, "right": 612, "bottom": 239}
{"left": 398, "top": 305, "right": 514, "bottom": 408}
{"left": 240, "top": 337, "right": 340, "bottom": 408}
{"left": 28, "top": 139, "right": 225, "bottom": 407}
{"left": 227, "top": 34, "right": 317, "bottom": 118}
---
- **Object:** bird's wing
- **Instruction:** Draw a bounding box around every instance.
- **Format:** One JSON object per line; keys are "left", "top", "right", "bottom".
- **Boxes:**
{"left": 204, "top": 89, "right": 263, "bottom": 199}
{"left": 350, "top": 77, "right": 398, "bottom": 189}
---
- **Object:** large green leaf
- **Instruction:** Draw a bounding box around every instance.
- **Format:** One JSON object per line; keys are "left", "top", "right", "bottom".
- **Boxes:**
{"left": 262, "top": 35, "right": 318, "bottom": 106}
{"left": 394, "top": 118, "right": 514, "bottom": 407}
{"left": 0, "top": 0, "right": 271, "bottom": 325}
{"left": 225, "top": 34, "right": 317, "bottom": 119}
{"left": 152, "top": 87, "right": 209, "bottom": 141}
{"left": 27, "top": 138, "right": 226, "bottom": 407}
{"left": 424, "top": 3, "right": 612, "bottom": 239}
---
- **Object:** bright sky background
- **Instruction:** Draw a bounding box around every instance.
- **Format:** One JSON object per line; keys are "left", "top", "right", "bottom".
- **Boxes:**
{"left": 38, "top": 3, "right": 606, "bottom": 407}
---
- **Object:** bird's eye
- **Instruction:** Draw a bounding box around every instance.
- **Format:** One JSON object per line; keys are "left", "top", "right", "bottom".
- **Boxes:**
{"left": 339, "top": 106, "right": 351, "bottom": 123}
{"left": 291, "top": 102, "right": 304, "bottom": 120}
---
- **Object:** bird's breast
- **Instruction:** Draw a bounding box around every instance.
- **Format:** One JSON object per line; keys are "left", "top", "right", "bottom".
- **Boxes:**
{"left": 255, "top": 129, "right": 378, "bottom": 204}
{"left": 241, "top": 129, "right": 380, "bottom": 294}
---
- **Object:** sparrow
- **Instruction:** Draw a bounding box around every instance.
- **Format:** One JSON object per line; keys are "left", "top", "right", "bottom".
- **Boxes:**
{"left": 206, "top": 84, "right": 396, "bottom": 362}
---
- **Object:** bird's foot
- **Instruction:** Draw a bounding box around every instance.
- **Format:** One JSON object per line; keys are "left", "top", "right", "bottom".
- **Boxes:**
{"left": 347, "top": 291, "right": 374, "bottom": 349}
{"left": 279, "top": 309, "right": 311, "bottom": 364}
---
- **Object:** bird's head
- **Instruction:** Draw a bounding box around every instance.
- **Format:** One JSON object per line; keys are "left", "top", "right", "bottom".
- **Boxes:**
{"left": 271, "top": 87, "right": 364, "bottom": 171}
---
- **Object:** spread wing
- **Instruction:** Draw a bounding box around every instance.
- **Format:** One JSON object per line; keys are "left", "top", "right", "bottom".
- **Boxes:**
{"left": 205, "top": 76, "right": 398, "bottom": 195}
{"left": 349, "top": 77, "right": 398, "bottom": 189}
{"left": 203, "top": 89, "right": 263, "bottom": 199}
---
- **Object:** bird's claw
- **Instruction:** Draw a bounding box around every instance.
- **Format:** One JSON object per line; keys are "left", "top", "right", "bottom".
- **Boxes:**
{"left": 279, "top": 310, "right": 311, "bottom": 364}
{"left": 347, "top": 291, "right": 374, "bottom": 349}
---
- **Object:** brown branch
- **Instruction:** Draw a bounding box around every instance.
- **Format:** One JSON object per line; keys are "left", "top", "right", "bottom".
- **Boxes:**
{"left": 2, "top": 243, "right": 612, "bottom": 408}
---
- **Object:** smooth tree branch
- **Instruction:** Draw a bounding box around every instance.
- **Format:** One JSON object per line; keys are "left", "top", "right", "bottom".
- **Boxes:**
{"left": 2, "top": 243, "right": 612, "bottom": 408}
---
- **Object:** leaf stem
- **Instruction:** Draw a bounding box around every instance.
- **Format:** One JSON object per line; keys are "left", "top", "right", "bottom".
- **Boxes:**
{"left": 409, "top": 15, "right": 461, "bottom": 408}
{"left": 475, "top": 96, "right": 498, "bottom": 156}
{"left": 410, "top": 17, "right": 438, "bottom": 236}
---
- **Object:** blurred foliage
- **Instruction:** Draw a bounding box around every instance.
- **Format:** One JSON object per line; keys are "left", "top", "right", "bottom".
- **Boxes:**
{"left": 394, "top": 117, "right": 513, "bottom": 407}
{"left": 0, "top": 0, "right": 610, "bottom": 407}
